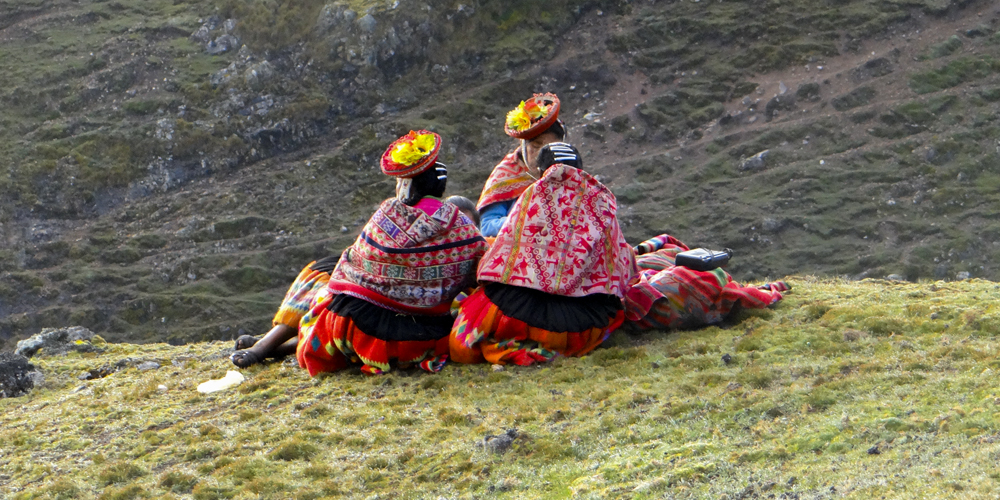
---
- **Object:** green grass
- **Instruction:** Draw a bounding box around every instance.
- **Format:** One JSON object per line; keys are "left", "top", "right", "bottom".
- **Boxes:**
{"left": 909, "top": 57, "right": 1000, "bottom": 94}
{"left": 7, "top": 277, "right": 1000, "bottom": 498}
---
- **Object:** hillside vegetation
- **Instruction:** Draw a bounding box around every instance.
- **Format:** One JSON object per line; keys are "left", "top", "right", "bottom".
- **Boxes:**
{"left": 5, "top": 277, "right": 1000, "bottom": 498}
{"left": 1, "top": 1, "right": 1000, "bottom": 347}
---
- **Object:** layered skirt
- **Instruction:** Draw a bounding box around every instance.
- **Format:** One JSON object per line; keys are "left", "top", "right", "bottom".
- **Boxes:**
{"left": 272, "top": 259, "right": 451, "bottom": 376}
{"left": 449, "top": 283, "right": 625, "bottom": 366}
{"left": 296, "top": 296, "right": 451, "bottom": 376}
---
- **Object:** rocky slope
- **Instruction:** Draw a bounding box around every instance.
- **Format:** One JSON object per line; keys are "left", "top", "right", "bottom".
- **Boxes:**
{"left": 2, "top": 0, "right": 1000, "bottom": 347}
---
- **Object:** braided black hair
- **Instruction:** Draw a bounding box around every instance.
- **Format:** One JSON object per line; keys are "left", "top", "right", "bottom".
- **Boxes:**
{"left": 400, "top": 162, "right": 448, "bottom": 206}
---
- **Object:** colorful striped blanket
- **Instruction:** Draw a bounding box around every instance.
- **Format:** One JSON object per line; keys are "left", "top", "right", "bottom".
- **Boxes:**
{"left": 624, "top": 234, "right": 788, "bottom": 330}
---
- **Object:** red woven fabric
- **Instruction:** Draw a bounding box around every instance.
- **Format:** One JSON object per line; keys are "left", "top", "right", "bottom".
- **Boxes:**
{"left": 328, "top": 197, "right": 487, "bottom": 314}
{"left": 476, "top": 152, "right": 535, "bottom": 211}
{"left": 624, "top": 234, "right": 787, "bottom": 329}
{"left": 449, "top": 287, "right": 624, "bottom": 366}
{"left": 477, "top": 164, "right": 638, "bottom": 298}
{"left": 296, "top": 305, "right": 449, "bottom": 376}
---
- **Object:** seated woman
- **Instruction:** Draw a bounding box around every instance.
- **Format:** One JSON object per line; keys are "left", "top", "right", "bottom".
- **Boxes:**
{"left": 478, "top": 93, "right": 566, "bottom": 237}
{"left": 624, "top": 234, "right": 790, "bottom": 330}
{"left": 450, "top": 143, "right": 638, "bottom": 366}
{"left": 232, "top": 131, "right": 488, "bottom": 375}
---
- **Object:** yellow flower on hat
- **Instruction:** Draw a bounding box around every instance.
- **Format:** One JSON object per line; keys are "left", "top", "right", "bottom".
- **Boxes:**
{"left": 505, "top": 100, "right": 551, "bottom": 132}
{"left": 506, "top": 106, "right": 531, "bottom": 132}
{"left": 390, "top": 131, "right": 437, "bottom": 166}
{"left": 523, "top": 99, "right": 549, "bottom": 120}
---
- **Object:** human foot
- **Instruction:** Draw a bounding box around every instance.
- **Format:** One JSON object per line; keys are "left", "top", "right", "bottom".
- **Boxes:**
{"left": 231, "top": 350, "right": 264, "bottom": 368}
{"left": 234, "top": 335, "right": 260, "bottom": 350}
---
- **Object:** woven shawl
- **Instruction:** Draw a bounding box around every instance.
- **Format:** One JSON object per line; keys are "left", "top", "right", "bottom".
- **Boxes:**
{"left": 476, "top": 152, "right": 536, "bottom": 211}
{"left": 477, "top": 165, "right": 638, "bottom": 298}
{"left": 328, "top": 198, "right": 488, "bottom": 315}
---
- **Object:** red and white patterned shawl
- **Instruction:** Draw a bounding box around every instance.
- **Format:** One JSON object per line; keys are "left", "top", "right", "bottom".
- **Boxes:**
{"left": 477, "top": 165, "right": 638, "bottom": 298}
{"left": 476, "top": 151, "right": 536, "bottom": 211}
{"left": 328, "top": 198, "right": 488, "bottom": 315}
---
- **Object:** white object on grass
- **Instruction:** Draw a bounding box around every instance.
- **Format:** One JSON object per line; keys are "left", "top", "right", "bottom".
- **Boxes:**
{"left": 197, "top": 371, "right": 245, "bottom": 393}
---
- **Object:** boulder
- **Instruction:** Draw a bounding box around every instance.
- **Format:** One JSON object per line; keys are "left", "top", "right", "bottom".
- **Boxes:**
{"left": 739, "top": 150, "right": 770, "bottom": 171}
{"left": 0, "top": 353, "right": 42, "bottom": 398}
{"left": 244, "top": 61, "right": 275, "bottom": 90}
{"left": 15, "top": 326, "right": 101, "bottom": 358}
{"left": 796, "top": 83, "right": 821, "bottom": 102}
{"left": 207, "top": 34, "right": 241, "bottom": 55}
{"left": 190, "top": 26, "right": 212, "bottom": 45}
{"left": 765, "top": 94, "right": 796, "bottom": 121}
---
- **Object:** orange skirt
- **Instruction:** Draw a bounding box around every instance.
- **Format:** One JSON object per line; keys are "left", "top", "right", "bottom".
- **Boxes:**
{"left": 449, "top": 287, "right": 624, "bottom": 366}
{"left": 296, "top": 306, "right": 448, "bottom": 376}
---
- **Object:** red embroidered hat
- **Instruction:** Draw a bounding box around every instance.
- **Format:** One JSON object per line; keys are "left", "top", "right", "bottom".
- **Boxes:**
{"left": 504, "top": 93, "right": 561, "bottom": 140}
{"left": 380, "top": 130, "right": 442, "bottom": 178}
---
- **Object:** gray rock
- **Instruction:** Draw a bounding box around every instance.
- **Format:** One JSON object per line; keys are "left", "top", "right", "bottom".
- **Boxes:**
{"left": 796, "top": 83, "right": 821, "bottom": 102}
{"left": 317, "top": 3, "right": 355, "bottom": 32}
{"left": 357, "top": 13, "right": 377, "bottom": 33}
{"left": 886, "top": 274, "right": 906, "bottom": 282}
{"left": 15, "top": 326, "right": 98, "bottom": 358}
{"left": 739, "top": 150, "right": 770, "bottom": 171}
{"left": 210, "top": 64, "right": 238, "bottom": 88}
{"left": 137, "top": 361, "right": 161, "bottom": 371}
{"left": 0, "top": 353, "right": 40, "bottom": 398}
{"left": 850, "top": 57, "right": 894, "bottom": 82}
{"left": 26, "top": 371, "right": 44, "bottom": 388}
{"left": 718, "top": 111, "right": 743, "bottom": 127}
{"left": 207, "top": 34, "right": 240, "bottom": 55}
{"left": 190, "top": 26, "right": 212, "bottom": 45}
{"left": 956, "top": 271, "right": 971, "bottom": 280}
{"left": 765, "top": 94, "right": 796, "bottom": 121}
{"left": 481, "top": 428, "right": 518, "bottom": 454}
{"left": 761, "top": 218, "right": 785, "bottom": 233}
{"left": 244, "top": 61, "right": 275, "bottom": 90}
{"left": 223, "top": 18, "right": 237, "bottom": 33}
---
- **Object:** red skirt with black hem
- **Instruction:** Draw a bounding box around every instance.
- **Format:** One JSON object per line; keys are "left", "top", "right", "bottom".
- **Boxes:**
{"left": 449, "top": 287, "right": 625, "bottom": 366}
{"left": 296, "top": 298, "right": 449, "bottom": 376}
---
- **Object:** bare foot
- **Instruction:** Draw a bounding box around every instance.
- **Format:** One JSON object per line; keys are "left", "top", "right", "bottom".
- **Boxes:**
{"left": 234, "top": 335, "right": 260, "bottom": 351}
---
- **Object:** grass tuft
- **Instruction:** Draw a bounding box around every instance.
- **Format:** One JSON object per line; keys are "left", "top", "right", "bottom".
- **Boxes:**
{"left": 97, "top": 462, "right": 146, "bottom": 486}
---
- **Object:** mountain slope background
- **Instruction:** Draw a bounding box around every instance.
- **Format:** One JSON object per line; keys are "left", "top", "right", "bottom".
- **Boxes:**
{"left": 2, "top": 0, "right": 1000, "bottom": 347}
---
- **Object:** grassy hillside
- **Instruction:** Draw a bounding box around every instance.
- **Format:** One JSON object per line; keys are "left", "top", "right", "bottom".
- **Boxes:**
{"left": 2, "top": 0, "right": 1000, "bottom": 349}
{"left": 5, "top": 277, "right": 1000, "bottom": 498}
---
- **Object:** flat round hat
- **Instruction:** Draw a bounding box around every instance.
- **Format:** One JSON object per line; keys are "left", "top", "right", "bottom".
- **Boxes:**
{"left": 504, "top": 93, "right": 561, "bottom": 140}
{"left": 380, "top": 130, "right": 442, "bottom": 178}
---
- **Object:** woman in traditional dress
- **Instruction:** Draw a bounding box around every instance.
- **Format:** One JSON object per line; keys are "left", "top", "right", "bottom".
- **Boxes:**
{"left": 232, "top": 130, "right": 488, "bottom": 375}
{"left": 450, "top": 142, "right": 638, "bottom": 366}
{"left": 624, "top": 234, "right": 790, "bottom": 330}
{"left": 478, "top": 93, "right": 566, "bottom": 237}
